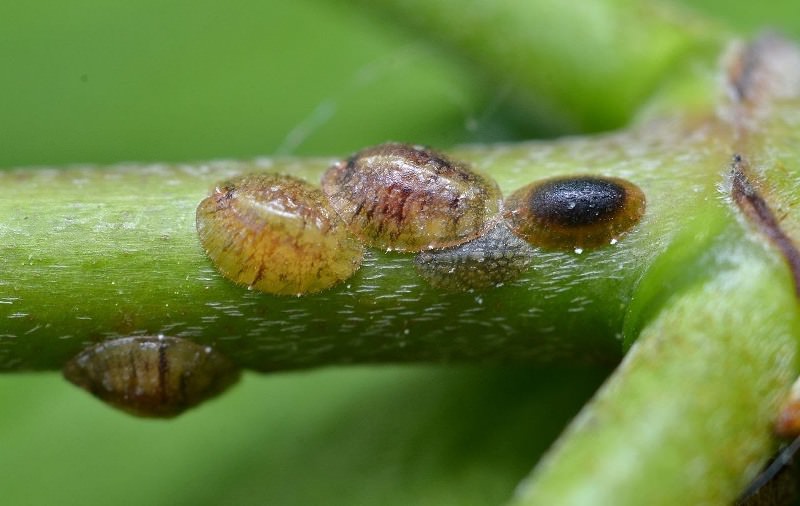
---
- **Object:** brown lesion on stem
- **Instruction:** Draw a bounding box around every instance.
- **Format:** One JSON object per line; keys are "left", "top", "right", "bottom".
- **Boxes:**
{"left": 725, "top": 32, "right": 800, "bottom": 111}
{"left": 726, "top": 37, "right": 763, "bottom": 104}
{"left": 730, "top": 155, "right": 800, "bottom": 297}
{"left": 726, "top": 34, "right": 800, "bottom": 293}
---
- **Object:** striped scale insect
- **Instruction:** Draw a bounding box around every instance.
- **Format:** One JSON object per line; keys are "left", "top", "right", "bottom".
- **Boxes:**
{"left": 321, "top": 142, "right": 502, "bottom": 252}
{"left": 63, "top": 335, "right": 240, "bottom": 418}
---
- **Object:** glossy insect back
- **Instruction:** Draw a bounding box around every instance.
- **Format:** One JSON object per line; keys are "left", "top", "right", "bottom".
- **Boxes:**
{"left": 415, "top": 221, "right": 535, "bottom": 291}
{"left": 504, "top": 175, "right": 646, "bottom": 250}
{"left": 63, "top": 336, "right": 240, "bottom": 418}
{"left": 321, "top": 143, "right": 502, "bottom": 252}
{"left": 196, "top": 174, "right": 364, "bottom": 295}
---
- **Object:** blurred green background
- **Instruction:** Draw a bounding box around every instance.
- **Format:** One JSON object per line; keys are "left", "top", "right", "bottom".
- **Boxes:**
{"left": 1, "top": 1, "right": 799, "bottom": 505}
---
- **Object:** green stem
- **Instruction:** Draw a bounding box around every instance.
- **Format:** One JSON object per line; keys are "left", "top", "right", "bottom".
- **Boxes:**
{"left": 354, "top": 0, "right": 727, "bottom": 132}
{"left": 0, "top": 106, "right": 731, "bottom": 373}
{"left": 510, "top": 224, "right": 800, "bottom": 504}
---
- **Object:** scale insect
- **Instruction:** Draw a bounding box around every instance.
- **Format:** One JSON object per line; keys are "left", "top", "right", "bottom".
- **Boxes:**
{"left": 414, "top": 221, "right": 535, "bottom": 291}
{"left": 321, "top": 142, "right": 502, "bottom": 252}
{"left": 504, "top": 175, "right": 646, "bottom": 251}
{"left": 196, "top": 173, "right": 364, "bottom": 295}
{"left": 63, "top": 335, "right": 240, "bottom": 418}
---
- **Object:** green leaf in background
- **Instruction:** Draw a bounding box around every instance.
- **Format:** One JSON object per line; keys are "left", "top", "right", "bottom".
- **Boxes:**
{"left": 1, "top": 1, "right": 800, "bottom": 505}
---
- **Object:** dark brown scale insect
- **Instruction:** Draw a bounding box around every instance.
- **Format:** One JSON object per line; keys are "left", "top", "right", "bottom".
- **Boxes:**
{"left": 504, "top": 175, "right": 645, "bottom": 250}
{"left": 415, "top": 221, "right": 535, "bottom": 291}
{"left": 321, "top": 142, "right": 502, "bottom": 252}
{"left": 63, "top": 336, "right": 240, "bottom": 418}
{"left": 196, "top": 173, "right": 364, "bottom": 295}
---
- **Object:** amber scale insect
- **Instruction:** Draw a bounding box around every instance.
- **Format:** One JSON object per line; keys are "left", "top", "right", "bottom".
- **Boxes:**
{"left": 196, "top": 173, "right": 364, "bottom": 296}
{"left": 63, "top": 336, "right": 240, "bottom": 418}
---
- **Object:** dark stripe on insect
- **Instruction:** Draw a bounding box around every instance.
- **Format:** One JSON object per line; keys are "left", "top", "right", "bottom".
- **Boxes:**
{"left": 158, "top": 342, "right": 169, "bottom": 402}
{"left": 128, "top": 350, "right": 139, "bottom": 394}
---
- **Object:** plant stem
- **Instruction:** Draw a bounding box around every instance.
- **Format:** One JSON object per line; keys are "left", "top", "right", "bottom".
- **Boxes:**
{"left": 1, "top": 107, "right": 730, "bottom": 372}
{"left": 510, "top": 223, "right": 800, "bottom": 505}
{"left": 353, "top": 0, "right": 727, "bottom": 132}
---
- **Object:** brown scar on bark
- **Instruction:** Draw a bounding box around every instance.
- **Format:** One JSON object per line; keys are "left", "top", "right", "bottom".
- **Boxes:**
{"left": 726, "top": 38, "right": 762, "bottom": 104}
{"left": 725, "top": 33, "right": 800, "bottom": 109}
{"left": 730, "top": 155, "right": 800, "bottom": 297}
